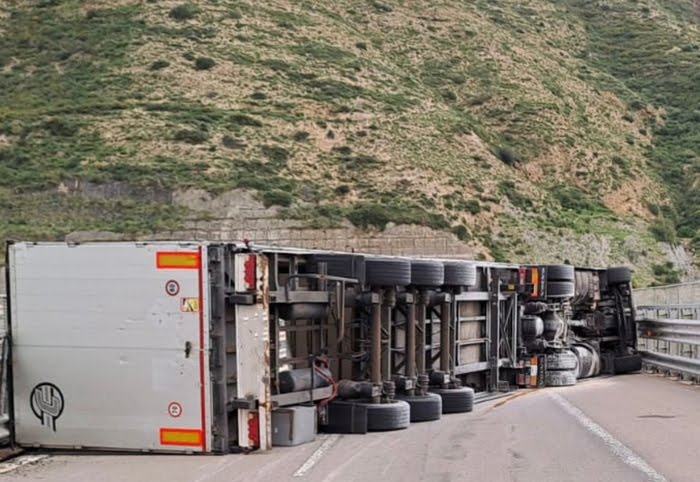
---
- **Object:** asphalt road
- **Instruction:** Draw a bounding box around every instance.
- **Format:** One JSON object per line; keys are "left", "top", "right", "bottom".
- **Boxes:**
{"left": 2, "top": 374, "right": 699, "bottom": 482}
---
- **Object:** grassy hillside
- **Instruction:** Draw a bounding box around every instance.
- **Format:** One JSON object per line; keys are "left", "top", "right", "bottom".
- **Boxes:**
{"left": 0, "top": 0, "right": 698, "bottom": 283}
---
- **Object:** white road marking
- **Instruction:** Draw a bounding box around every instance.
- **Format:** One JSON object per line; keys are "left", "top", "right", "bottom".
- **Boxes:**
{"left": 549, "top": 391, "right": 667, "bottom": 482}
{"left": 0, "top": 454, "right": 49, "bottom": 475}
{"left": 293, "top": 434, "right": 341, "bottom": 478}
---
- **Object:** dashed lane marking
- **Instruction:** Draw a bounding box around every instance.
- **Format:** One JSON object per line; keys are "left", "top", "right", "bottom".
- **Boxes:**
{"left": 293, "top": 434, "right": 342, "bottom": 478}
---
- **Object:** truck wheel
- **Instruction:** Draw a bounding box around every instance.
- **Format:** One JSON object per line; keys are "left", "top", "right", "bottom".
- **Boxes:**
{"left": 396, "top": 393, "right": 442, "bottom": 422}
{"left": 365, "top": 258, "right": 412, "bottom": 287}
{"left": 571, "top": 345, "right": 594, "bottom": 379}
{"left": 443, "top": 261, "right": 477, "bottom": 287}
{"left": 544, "top": 265, "right": 574, "bottom": 282}
{"left": 429, "top": 387, "right": 475, "bottom": 413}
{"left": 310, "top": 254, "right": 365, "bottom": 282}
{"left": 547, "top": 281, "right": 575, "bottom": 298}
{"left": 545, "top": 350, "right": 578, "bottom": 371}
{"left": 545, "top": 369, "right": 577, "bottom": 387}
{"left": 354, "top": 400, "right": 410, "bottom": 431}
{"left": 607, "top": 267, "right": 632, "bottom": 285}
{"left": 410, "top": 260, "right": 445, "bottom": 287}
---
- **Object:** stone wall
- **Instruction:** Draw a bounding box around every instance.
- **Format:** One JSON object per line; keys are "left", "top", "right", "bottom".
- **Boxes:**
{"left": 147, "top": 189, "right": 482, "bottom": 258}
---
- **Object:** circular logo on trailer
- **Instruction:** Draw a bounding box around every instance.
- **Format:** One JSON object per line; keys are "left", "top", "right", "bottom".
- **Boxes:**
{"left": 165, "top": 280, "right": 180, "bottom": 296}
{"left": 168, "top": 401, "right": 183, "bottom": 418}
{"left": 30, "top": 383, "right": 64, "bottom": 432}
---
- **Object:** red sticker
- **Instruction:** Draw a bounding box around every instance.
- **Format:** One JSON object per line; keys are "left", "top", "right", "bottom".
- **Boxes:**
{"left": 165, "top": 280, "right": 180, "bottom": 296}
{"left": 168, "top": 401, "right": 183, "bottom": 418}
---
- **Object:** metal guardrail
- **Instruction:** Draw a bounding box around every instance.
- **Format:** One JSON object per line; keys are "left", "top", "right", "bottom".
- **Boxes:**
{"left": 637, "top": 302, "right": 700, "bottom": 381}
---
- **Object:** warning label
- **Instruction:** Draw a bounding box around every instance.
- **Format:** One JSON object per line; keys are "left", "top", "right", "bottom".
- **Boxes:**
{"left": 180, "top": 298, "right": 200, "bottom": 313}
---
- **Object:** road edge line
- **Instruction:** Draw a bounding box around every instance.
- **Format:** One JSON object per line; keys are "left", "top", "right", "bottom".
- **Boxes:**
{"left": 549, "top": 391, "right": 667, "bottom": 482}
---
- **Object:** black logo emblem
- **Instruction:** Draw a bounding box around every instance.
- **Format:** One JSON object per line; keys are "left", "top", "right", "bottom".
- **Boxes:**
{"left": 30, "top": 383, "right": 64, "bottom": 432}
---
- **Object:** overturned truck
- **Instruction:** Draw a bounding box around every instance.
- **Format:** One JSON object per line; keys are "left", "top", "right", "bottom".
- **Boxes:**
{"left": 3, "top": 242, "right": 640, "bottom": 453}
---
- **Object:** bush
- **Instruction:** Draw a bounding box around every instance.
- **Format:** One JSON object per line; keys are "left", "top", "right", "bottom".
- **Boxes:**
{"left": 463, "top": 199, "right": 481, "bottom": 215}
{"left": 221, "top": 135, "right": 245, "bottom": 149}
{"left": 649, "top": 218, "right": 677, "bottom": 243}
{"left": 42, "top": 118, "right": 79, "bottom": 137}
{"left": 169, "top": 4, "right": 200, "bottom": 21}
{"left": 149, "top": 59, "right": 170, "bottom": 71}
{"left": 194, "top": 57, "right": 216, "bottom": 71}
{"left": 174, "top": 128, "right": 208, "bottom": 144}
{"left": 651, "top": 262, "right": 681, "bottom": 285}
{"left": 496, "top": 146, "right": 521, "bottom": 166}
{"left": 293, "top": 131, "right": 310, "bottom": 142}
{"left": 499, "top": 181, "right": 532, "bottom": 210}
{"left": 262, "top": 190, "right": 294, "bottom": 208}
{"left": 451, "top": 224, "right": 471, "bottom": 241}
{"left": 553, "top": 186, "right": 606, "bottom": 213}
{"left": 261, "top": 145, "right": 289, "bottom": 164}
{"left": 347, "top": 203, "right": 392, "bottom": 230}
{"left": 230, "top": 113, "right": 262, "bottom": 128}
{"left": 335, "top": 185, "right": 351, "bottom": 196}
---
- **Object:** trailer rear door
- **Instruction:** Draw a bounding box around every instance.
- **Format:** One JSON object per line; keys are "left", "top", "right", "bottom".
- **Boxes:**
{"left": 8, "top": 242, "right": 210, "bottom": 452}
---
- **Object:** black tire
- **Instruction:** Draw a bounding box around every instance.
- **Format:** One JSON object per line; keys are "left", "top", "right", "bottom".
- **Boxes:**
{"left": 571, "top": 345, "right": 594, "bottom": 379}
{"left": 547, "top": 281, "right": 575, "bottom": 298}
{"left": 545, "top": 350, "right": 578, "bottom": 371}
{"left": 607, "top": 267, "right": 632, "bottom": 285}
{"left": 410, "top": 260, "right": 445, "bottom": 287}
{"left": 352, "top": 400, "right": 410, "bottom": 431}
{"left": 443, "top": 261, "right": 477, "bottom": 287}
{"left": 365, "top": 258, "right": 411, "bottom": 287}
{"left": 309, "top": 254, "right": 365, "bottom": 282}
{"left": 545, "top": 369, "right": 577, "bottom": 387}
{"left": 396, "top": 393, "right": 442, "bottom": 422}
{"left": 544, "top": 265, "right": 575, "bottom": 282}
{"left": 429, "top": 387, "right": 475, "bottom": 413}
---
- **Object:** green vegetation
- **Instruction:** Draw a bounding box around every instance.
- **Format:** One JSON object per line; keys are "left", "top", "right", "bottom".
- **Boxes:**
{"left": 651, "top": 262, "right": 681, "bottom": 286}
{"left": 0, "top": 0, "right": 697, "bottom": 277}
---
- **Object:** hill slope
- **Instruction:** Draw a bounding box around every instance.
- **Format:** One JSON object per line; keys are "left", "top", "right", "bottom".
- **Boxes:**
{"left": 0, "top": 0, "right": 698, "bottom": 285}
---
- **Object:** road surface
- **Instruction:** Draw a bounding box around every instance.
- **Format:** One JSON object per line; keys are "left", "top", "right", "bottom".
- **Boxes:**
{"left": 2, "top": 374, "right": 699, "bottom": 482}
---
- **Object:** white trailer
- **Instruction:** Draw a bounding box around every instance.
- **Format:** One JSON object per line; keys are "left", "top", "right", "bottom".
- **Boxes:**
{"left": 6, "top": 242, "right": 271, "bottom": 453}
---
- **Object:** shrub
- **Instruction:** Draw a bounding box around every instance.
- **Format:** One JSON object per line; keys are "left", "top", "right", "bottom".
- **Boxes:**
{"left": 42, "top": 118, "right": 79, "bottom": 137}
{"left": 651, "top": 262, "right": 681, "bottom": 285}
{"left": 347, "top": 203, "right": 392, "bottom": 230}
{"left": 261, "top": 146, "right": 289, "bottom": 164}
{"left": 463, "top": 199, "right": 481, "bottom": 215}
{"left": 451, "top": 224, "right": 471, "bottom": 241}
{"left": 262, "top": 190, "right": 293, "bottom": 207}
{"left": 149, "top": 60, "right": 170, "bottom": 71}
{"left": 499, "top": 181, "right": 532, "bottom": 210}
{"left": 194, "top": 57, "right": 216, "bottom": 71}
{"left": 335, "top": 185, "right": 351, "bottom": 196}
{"left": 649, "top": 218, "right": 677, "bottom": 243}
{"left": 174, "top": 128, "right": 208, "bottom": 144}
{"left": 229, "top": 113, "right": 263, "bottom": 128}
{"left": 169, "top": 4, "right": 200, "bottom": 21}
{"left": 293, "top": 131, "right": 310, "bottom": 142}
{"left": 496, "top": 146, "right": 521, "bottom": 166}
{"left": 221, "top": 135, "right": 245, "bottom": 149}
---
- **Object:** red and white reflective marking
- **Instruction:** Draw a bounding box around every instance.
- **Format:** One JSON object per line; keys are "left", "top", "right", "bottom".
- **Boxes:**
{"left": 168, "top": 401, "right": 183, "bottom": 418}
